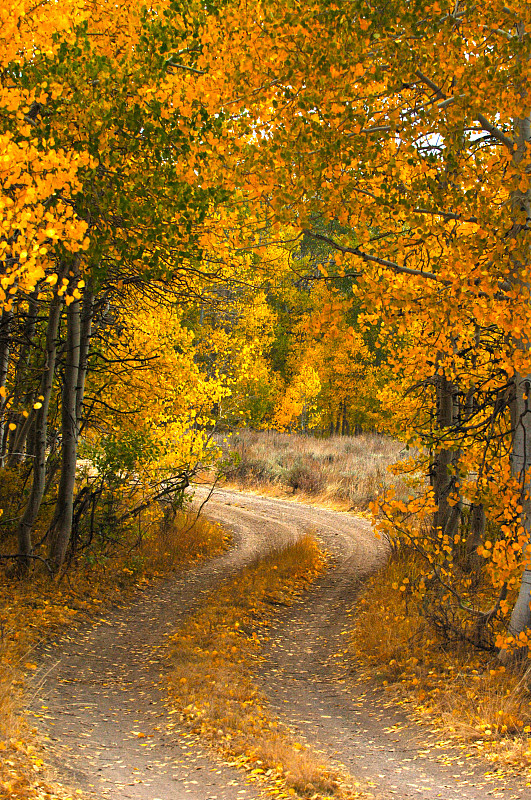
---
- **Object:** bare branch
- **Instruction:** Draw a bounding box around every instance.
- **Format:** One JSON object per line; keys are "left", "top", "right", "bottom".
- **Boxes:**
{"left": 165, "top": 60, "right": 205, "bottom": 75}
{"left": 414, "top": 69, "right": 446, "bottom": 99}
{"left": 475, "top": 113, "right": 516, "bottom": 150}
{"left": 0, "top": 552, "right": 53, "bottom": 573}
{"left": 438, "top": 95, "right": 465, "bottom": 110}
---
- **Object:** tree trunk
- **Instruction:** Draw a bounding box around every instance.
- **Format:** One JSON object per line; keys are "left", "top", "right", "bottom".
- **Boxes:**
{"left": 502, "top": 59, "right": 531, "bottom": 645}
{"left": 0, "top": 308, "right": 13, "bottom": 466}
{"left": 17, "top": 293, "right": 63, "bottom": 569}
{"left": 48, "top": 295, "right": 82, "bottom": 571}
{"left": 8, "top": 292, "right": 40, "bottom": 467}
{"left": 464, "top": 503, "right": 486, "bottom": 575}
{"left": 506, "top": 375, "right": 531, "bottom": 639}
{"left": 341, "top": 401, "right": 347, "bottom": 435}
{"left": 76, "top": 289, "right": 94, "bottom": 431}
{"left": 432, "top": 373, "right": 460, "bottom": 540}
{"left": 343, "top": 405, "right": 350, "bottom": 436}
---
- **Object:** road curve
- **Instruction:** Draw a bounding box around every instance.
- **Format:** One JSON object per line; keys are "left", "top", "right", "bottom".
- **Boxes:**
{"left": 29, "top": 484, "right": 372, "bottom": 800}
{"left": 211, "top": 489, "right": 530, "bottom": 800}
{"left": 28, "top": 486, "right": 531, "bottom": 800}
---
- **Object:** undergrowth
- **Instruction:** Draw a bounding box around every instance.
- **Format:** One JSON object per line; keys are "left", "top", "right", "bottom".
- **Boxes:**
{"left": 349, "top": 548, "right": 531, "bottom": 774}
{"left": 166, "top": 535, "right": 368, "bottom": 800}
{"left": 0, "top": 511, "right": 228, "bottom": 800}
{"left": 213, "top": 429, "right": 405, "bottom": 511}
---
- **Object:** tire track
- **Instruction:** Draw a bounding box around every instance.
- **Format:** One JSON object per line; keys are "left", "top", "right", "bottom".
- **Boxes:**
{"left": 208, "top": 490, "right": 531, "bottom": 800}
{"left": 28, "top": 487, "right": 531, "bottom": 800}
{"left": 28, "top": 496, "right": 285, "bottom": 800}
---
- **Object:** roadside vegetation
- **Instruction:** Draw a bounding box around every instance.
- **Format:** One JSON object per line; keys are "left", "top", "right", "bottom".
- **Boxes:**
{"left": 166, "top": 535, "right": 367, "bottom": 800}
{"left": 350, "top": 549, "right": 531, "bottom": 774}
{"left": 0, "top": 511, "right": 228, "bottom": 800}
{"left": 217, "top": 429, "right": 404, "bottom": 511}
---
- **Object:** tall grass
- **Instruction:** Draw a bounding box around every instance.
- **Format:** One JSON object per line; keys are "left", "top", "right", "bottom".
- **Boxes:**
{"left": 217, "top": 429, "right": 405, "bottom": 510}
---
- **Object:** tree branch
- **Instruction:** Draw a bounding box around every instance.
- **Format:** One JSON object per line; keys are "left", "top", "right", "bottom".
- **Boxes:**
{"left": 347, "top": 125, "right": 393, "bottom": 137}
{"left": 414, "top": 69, "right": 446, "bottom": 99}
{"left": 302, "top": 230, "right": 448, "bottom": 283}
{"left": 475, "top": 112, "right": 516, "bottom": 150}
{"left": 413, "top": 207, "right": 478, "bottom": 223}
{"left": 165, "top": 60, "right": 205, "bottom": 75}
{"left": 415, "top": 70, "right": 516, "bottom": 151}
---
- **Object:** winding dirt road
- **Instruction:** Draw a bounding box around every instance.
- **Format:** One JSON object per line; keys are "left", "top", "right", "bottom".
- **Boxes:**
{"left": 29, "top": 487, "right": 531, "bottom": 800}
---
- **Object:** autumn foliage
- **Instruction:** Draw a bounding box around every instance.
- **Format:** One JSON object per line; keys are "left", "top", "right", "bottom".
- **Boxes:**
{"left": 2, "top": 0, "right": 531, "bottom": 694}
{"left": 190, "top": 1, "right": 531, "bottom": 654}
{"left": 6, "top": 1, "right": 531, "bottom": 796}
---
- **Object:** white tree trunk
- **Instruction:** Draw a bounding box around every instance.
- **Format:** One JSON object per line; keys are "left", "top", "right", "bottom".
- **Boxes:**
{"left": 49, "top": 295, "right": 82, "bottom": 570}
{"left": 507, "top": 374, "right": 531, "bottom": 638}
{"left": 503, "top": 66, "right": 531, "bottom": 642}
{"left": 0, "top": 308, "right": 13, "bottom": 467}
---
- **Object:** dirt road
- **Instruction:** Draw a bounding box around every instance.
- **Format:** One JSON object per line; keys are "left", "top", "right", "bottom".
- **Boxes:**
{"left": 29, "top": 487, "right": 531, "bottom": 799}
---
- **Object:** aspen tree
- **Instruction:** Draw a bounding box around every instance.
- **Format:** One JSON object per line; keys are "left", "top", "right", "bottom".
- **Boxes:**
{"left": 200, "top": 0, "right": 531, "bottom": 649}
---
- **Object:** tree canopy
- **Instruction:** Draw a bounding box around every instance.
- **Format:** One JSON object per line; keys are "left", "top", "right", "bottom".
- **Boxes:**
{"left": 2, "top": 0, "right": 531, "bottom": 656}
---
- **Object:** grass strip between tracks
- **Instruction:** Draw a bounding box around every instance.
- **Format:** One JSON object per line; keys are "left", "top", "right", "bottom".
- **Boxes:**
{"left": 166, "top": 535, "right": 371, "bottom": 800}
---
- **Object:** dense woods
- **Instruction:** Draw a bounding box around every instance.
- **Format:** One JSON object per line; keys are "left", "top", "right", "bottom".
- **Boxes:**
{"left": 2, "top": 0, "right": 531, "bottom": 665}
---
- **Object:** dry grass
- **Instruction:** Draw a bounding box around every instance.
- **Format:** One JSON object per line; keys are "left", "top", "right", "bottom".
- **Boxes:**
{"left": 167, "top": 536, "right": 368, "bottom": 799}
{"left": 0, "top": 512, "right": 228, "bottom": 800}
{"left": 215, "top": 429, "right": 405, "bottom": 510}
{"left": 349, "top": 549, "right": 531, "bottom": 773}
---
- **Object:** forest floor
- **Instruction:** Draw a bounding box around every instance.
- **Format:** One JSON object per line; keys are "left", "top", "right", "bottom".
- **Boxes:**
{"left": 25, "top": 487, "right": 531, "bottom": 800}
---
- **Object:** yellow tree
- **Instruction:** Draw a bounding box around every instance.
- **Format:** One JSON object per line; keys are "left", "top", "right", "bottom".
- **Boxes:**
{"left": 1, "top": 0, "right": 244, "bottom": 570}
{"left": 196, "top": 1, "right": 531, "bottom": 649}
{"left": 76, "top": 293, "right": 229, "bottom": 543}
{"left": 0, "top": 0, "right": 90, "bottom": 309}
{"left": 273, "top": 363, "right": 322, "bottom": 433}
{"left": 271, "top": 282, "right": 382, "bottom": 434}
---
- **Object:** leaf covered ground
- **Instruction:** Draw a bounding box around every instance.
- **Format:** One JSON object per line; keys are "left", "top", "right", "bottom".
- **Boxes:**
{"left": 349, "top": 550, "right": 531, "bottom": 778}
{"left": 0, "top": 512, "right": 229, "bottom": 799}
{"left": 166, "top": 535, "right": 368, "bottom": 799}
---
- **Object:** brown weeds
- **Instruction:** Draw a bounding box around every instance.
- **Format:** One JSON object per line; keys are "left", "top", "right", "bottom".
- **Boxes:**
{"left": 215, "top": 429, "right": 405, "bottom": 511}
{"left": 349, "top": 550, "right": 531, "bottom": 772}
